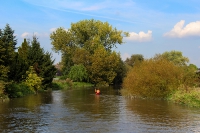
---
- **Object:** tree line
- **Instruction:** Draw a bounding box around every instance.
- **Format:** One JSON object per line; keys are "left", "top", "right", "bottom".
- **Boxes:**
{"left": 1, "top": 19, "right": 199, "bottom": 101}
{"left": 0, "top": 24, "right": 56, "bottom": 98}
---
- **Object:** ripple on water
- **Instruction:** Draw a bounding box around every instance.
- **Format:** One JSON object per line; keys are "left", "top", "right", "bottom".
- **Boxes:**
{"left": 0, "top": 88, "right": 200, "bottom": 133}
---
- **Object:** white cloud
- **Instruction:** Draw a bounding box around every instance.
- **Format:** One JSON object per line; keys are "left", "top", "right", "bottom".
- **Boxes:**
{"left": 50, "top": 28, "right": 68, "bottom": 33}
{"left": 21, "top": 32, "right": 49, "bottom": 38}
{"left": 121, "top": 53, "right": 130, "bottom": 61}
{"left": 50, "top": 28, "right": 57, "bottom": 32}
{"left": 164, "top": 20, "right": 200, "bottom": 38}
{"left": 125, "top": 30, "right": 152, "bottom": 42}
{"left": 21, "top": 32, "right": 30, "bottom": 38}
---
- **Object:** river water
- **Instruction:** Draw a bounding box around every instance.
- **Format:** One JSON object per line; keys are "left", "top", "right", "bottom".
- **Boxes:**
{"left": 0, "top": 86, "right": 200, "bottom": 133}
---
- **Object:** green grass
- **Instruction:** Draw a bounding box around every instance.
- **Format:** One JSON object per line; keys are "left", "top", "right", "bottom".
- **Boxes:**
{"left": 122, "top": 86, "right": 200, "bottom": 108}
{"left": 0, "top": 93, "right": 9, "bottom": 102}
{"left": 73, "top": 82, "right": 94, "bottom": 87}
{"left": 167, "top": 88, "right": 200, "bottom": 108}
{"left": 52, "top": 78, "right": 94, "bottom": 90}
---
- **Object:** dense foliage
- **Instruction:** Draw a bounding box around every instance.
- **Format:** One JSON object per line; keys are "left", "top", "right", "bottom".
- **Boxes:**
{"left": 122, "top": 58, "right": 182, "bottom": 98}
{"left": 125, "top": 54, "right": 144, "bottom": 67}
{"left": 50, "top": 19, "right": 127, "bottom": 85}
{"left": 0, "top": 24, "right": 56, "bottom": 98}
{"left": 24, "top": 66, "right": 43, "bottom": 93}
{"left": 122, "top": 52, "right": 198, "bottom": 99}
{"left": 68, "top": 64, "right": 88, "bottom": 82}
{"left": 0, "top": 24, "right": 17, "bottom": 96}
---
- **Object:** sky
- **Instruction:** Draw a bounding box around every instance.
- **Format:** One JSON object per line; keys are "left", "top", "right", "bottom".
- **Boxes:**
{"left": 0, "top": 0, "right": 200, "bottom": 67}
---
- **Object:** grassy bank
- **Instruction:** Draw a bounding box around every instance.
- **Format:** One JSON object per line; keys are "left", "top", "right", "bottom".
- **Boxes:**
{"left": 121, "top": 87, "right": 200, "bottom": 108}
{"left": 167, "top": 88, "right": 200, "bottom": 108}
{"left": 0, "top": 94, "right": 9, "bottom": 102}
{"left": 51, "top": 78, "right": 94, "bottom": 90}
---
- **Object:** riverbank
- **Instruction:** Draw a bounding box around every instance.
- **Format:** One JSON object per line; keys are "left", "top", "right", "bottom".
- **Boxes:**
{"left": 0, "top": 94, "right": 9, "bottom": 102}
{"left": 167, "top": 88, "right": 200, "bottom": 108}
{"left": 51, "top": 78, "right": 94, "bottom": 90}
{"left": 121, "top": 87, "right": 200, "bottom": 108}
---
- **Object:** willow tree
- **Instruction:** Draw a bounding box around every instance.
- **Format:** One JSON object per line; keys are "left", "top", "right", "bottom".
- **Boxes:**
{"left": 50, "top": 19, "right": 127, "bottom": 85}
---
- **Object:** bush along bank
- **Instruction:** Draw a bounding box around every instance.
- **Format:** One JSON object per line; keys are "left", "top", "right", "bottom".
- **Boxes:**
{"left": 167, "top": 88, "right": 200, "bottom": 108}
{"left": 121, "top": 56, "right": 200, "bottom": 108}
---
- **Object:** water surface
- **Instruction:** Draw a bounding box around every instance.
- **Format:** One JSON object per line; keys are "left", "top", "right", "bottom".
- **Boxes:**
{"left": 0, "top": 87, "right": 200, "bottom": 133}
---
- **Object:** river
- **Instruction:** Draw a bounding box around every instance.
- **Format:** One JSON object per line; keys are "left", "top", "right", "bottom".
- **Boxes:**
{"left": 0, "top": 86, "right": 200, "bottom": 133}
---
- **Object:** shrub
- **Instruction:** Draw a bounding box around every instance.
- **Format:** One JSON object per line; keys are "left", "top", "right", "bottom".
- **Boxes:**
{"left": 5, "top": 83, "right": 33, "bottom": 98}
{"left": 122, "top": 58, "right": 183, "bottom": 98}
{"left": 68, "top": 64, "right": 88, "bottom": 82}
{"left": 24, "top": 66, "right": 43, "bottom": 93}
{"left": 66, "top": 78, "right": 73, "bottom": 87}
{"left": 168, "top": 88, "right": 200, "bottom": 107}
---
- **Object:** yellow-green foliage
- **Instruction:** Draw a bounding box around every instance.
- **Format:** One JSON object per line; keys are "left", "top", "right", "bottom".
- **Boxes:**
{"left": 122, "top": 58, "right": 183, "bottom": 98}
{"left": 0, "top": 80, "right": 5, "bottom": 94}
{"left": 89, "top": 46, "right": 120, "bottom": 85}
{"left": 24, "top": 66, "right": 43, "bottom": 93}
{"left": 66, "top": 78, "right": 73, "bottom": 87}
{"left": 168, "top": 88, "right": 200, "bottom": 107}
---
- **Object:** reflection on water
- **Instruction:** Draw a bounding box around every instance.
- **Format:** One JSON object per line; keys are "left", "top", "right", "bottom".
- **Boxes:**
{"left": 0, "top": 87, "right": 200, "bottom": 133}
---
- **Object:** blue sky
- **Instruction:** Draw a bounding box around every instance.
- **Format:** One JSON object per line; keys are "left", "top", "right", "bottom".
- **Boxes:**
{"left": 1, "top": 0, "right": 200, "bottom": 67}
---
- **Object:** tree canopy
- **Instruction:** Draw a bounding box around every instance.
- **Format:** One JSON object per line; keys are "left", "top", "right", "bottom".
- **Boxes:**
{"left": 50, "top": 19, "right": 126, "bottom": 54}
{"left": 125, "top": 54, "right": 144, "bottom": 67}
{"left": 50, "top": 19, "right": 127, "bottom": 85}
{"left": 154, "top": 50, "right": 189, "bottom": 66}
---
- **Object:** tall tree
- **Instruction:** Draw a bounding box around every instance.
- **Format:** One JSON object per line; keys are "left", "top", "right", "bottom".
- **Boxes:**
{"left": 89, "top": 46, "right": 120, "bottom": 85}
{"left": 40, "top": 52, "right": 56, "bottom": 88}
{"left": 3, "top": 24, "right": 17, "bottom": 49}
{"left": 113, "top": 58, "right": 127, "bottom": 85}
{"left": 50, "top": 19, "right": 127, "bottom": 76}
{"left": 27, "top": 36, "right": 56, "bottom": 88}
{"left": 9, "top": 39, "right": 30, "bottom": 82}
{"left": 0, "top": 24, "right": 16, "bottom": 82}
{"left": 50, "top": 19, "right": 126, "bottom": 53}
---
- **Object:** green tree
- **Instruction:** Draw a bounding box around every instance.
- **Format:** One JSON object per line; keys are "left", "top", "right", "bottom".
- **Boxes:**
{"left": 3, "top": 24, "right": 17, "bottom": 49}
{"left": 122, "top": 58, "right": 183, "bottom": 98}
{"left": 18, "top": 38, "right": 30, "bottom": 60}
{"left": 89, "top": 46, "right": 120, "bottom": 86}
{"left": 68, "top": 64, "right": 88, "bottom": 82}
{"left": 8, "top": 39, "right": 30, "bottom": 82}
{"left": 50, "top": 19, "right": 126, "bottom": 53}
{"left": 0, "top": 24, "right": 16, "bottom": 82}
{"left": 125, "top": 54, "right": 144, "bottom": 67}
{"left": 40, "top": 52, "right": 57, "bottom": 88}
{"left": 0, "top": 29, "right": 9, "bottom": 82}
{"left": 155, "top": 51, "right": 189, "bottom": 66}
{"left": 27, "top": 36, "right": 56, "bottom": 88}
{"left": 24, "top": 66, "right": 43, "bottom": 93}
{"left": 0, "top": 24, "right": 17, "bottom": 95}
{"left": 113, "top": 58, "right": 127, "bottom": 85}
{"left": 50, "top": 19, "right": 127, "bottom": 77}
